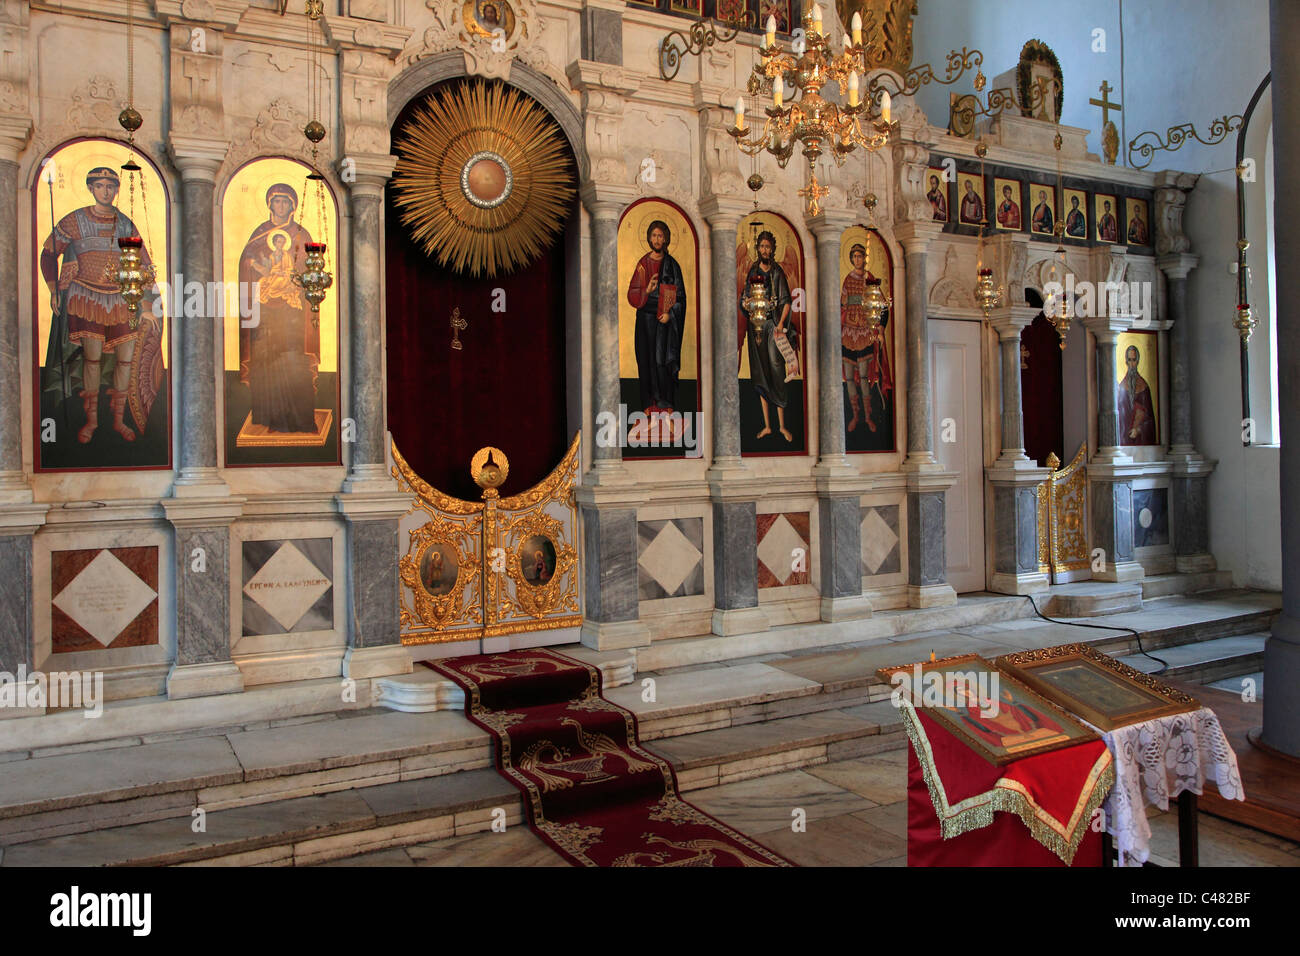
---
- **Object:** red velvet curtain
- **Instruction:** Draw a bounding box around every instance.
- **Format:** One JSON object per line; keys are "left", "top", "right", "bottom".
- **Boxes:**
{"left": 384, "top": 90, "right": 573, "bottom": 502}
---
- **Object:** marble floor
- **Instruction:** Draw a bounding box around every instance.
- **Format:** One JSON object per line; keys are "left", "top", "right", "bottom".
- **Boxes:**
{"left": 320, "top": 748, "right": 1300, "bottom": 867}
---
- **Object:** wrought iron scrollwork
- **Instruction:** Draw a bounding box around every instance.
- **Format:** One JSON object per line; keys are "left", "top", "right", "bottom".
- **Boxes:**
{"left": 865, "top": 47, "right": 984, "bottom": 113}
{"left": 659, "top": 15, "right": 750, "bottom": 82}
{"left": 947, "top": 76, "right": 1053, "bottom": 137}
{"left": 1127, "top": 115, "right": 1244, "bottom": 170}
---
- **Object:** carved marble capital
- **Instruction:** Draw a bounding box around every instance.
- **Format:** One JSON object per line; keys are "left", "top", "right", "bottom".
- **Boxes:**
{"left": 892, "top": 139, "right": 934, "bottom": 225}
{"left": 0, "top": 0, "right": 31, "bottom": 128}
{"left": 567, "top": 61, "right": 640, "bottom": 187}
{"left": 1154, "top": 169, "right": 1199, "bottom": 257}
{"left": 169, "top": 22, "right": 225, "bottom": 141}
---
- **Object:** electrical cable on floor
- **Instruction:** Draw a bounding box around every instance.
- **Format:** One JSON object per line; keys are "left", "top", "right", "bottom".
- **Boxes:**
{"left": 1023, "top": 594, "right": 1170, "bottom": 673}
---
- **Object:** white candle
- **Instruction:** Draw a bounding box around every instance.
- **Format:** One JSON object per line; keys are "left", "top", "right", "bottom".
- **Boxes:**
{"left": 812, "top": 4, "right": 822, "bottom": 32}
{"left": 881, "top": 89, "right": 892, "bottom": 123}
{"left": 849, "top": 71, "right": 859, "bottom": 107}
{"left": 851, "top": 10, "right": 862, "bottom": 44}
{"left": 735, "top": 96, "right": 746, "bottom": 130}
{"left": 774, "top": 81, "right": 783, "bottom": 109}
{"left": 766, "top": 14, "right": 776, "bottom": 45}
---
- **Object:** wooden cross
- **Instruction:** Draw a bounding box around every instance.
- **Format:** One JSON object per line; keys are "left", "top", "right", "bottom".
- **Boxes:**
{"left": 450, "top": 306, "right": 467, "bottom": 351}
{"left": 1089, "top": 81, "right": 1122, "bottom": 129}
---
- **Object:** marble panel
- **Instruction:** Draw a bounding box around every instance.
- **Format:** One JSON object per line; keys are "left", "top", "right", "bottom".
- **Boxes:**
{"left": 861, "top": 504, "right": 901, "bottom": 576}
{"left": 1133, "top": 487, "right": 1170, "bottom": 548}
{"left": 712, "top": 500, "right": 758, "bottom": 609}
{"left": 1172, "top": 476, "right": 1208, "bottom": 554}
{"left": 907, "top": 492, "right": 947, "bottom": 586}
{"left": 0, "top": 535, "right": 33, "bottom": 672}
{"left": 757, "top": 512, "right": 811, "bottom": 589}
{"left": 242, "top": 538, "right": 334, "bottom": 636}
{"left": 637, "top": 517, "right": 704, "bottom": 600}
{"left": 51, "top": 547, "right": 158, "bottom": 654}
{"left": 582, "top": 505, "right": 639, "bottom": 622}
{"left": 581, "top": 8, "right": 623, "bottom": 66}
{"left": 346, "top": 518, "right": 399, "bottom": 649}
{"left": 174, "top": 528, "right": 231, "bottom": 666}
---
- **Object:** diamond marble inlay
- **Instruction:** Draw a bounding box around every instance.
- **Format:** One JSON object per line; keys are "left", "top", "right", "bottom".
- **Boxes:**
{"left": 52, "top": 550, "right": 158, "bottom": 647}
{"left": 243, "top": 541, "right": 332, "bottom": 632}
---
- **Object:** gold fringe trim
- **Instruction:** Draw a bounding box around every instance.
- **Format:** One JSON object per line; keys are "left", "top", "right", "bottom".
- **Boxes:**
{"left": 900, "top": 700, "right": 1114, "bottom": 865}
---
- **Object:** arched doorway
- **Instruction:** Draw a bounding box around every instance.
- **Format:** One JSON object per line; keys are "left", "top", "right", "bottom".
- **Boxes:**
{"left": 384, "top": 77, "right": 578, "bottom": 502}
{"left": 384, "top": 74, "right": 585, "bottom": 651}
{"left": 1021, "top": 288, "right": 1064, "bottom": 468}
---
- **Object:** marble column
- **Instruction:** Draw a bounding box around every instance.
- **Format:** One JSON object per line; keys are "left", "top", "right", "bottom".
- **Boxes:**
{"left": 810, "top": 216, "right": 870, "bottom": 621}
{"left": 0, "top": 153, "right": 28, "bottom": 503}
{"left": 895, "top": 222, "right": 955, "bottom": 608}
{"left": 168, "top": 140, "right": 230, "bottom": 495}
{"left": 1264, "top": 0, "right": 1300, "bottom": 757}
{"left": 702, "top": 200, "right": 767, "bottom": 636}
{"left": 1158, "top": 252, "right": 1217, "bottom": 573}
{"left": 576, "top": 187, "right": 648, "bottom": 650}
{"left": 1083, "top": 315, "right": 1144, "bottom": 582}
{"left": 336, "top": 159, "right": 411, "bottom": 680}
{"left": 987, "top": 307, "right": 1049, "bottom": 594}
{"left": 587, "top": 197, "right": 623, "bottom": 472}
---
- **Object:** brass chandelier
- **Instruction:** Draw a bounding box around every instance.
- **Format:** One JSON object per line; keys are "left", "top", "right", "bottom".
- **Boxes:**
{"left": 730, "top": 6, "right": 892, "bottom": 216}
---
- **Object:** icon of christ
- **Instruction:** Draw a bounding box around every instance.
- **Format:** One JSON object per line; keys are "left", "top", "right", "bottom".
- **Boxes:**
{"left": 626, "top": 219, "right": 687, "bottom": 413}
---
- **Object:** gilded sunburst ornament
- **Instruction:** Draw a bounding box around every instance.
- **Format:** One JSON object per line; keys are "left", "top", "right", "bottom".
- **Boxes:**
{"left": 391, "top": 80, "right": 576, "bottom": 277}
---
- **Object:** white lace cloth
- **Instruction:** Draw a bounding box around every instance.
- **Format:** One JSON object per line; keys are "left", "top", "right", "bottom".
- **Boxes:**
{"left": 1094, "top": 707, "right": 1245, "bottom": 866}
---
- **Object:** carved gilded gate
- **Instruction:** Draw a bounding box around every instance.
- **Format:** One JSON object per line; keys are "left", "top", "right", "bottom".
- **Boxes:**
{"left": 392, "top": 434, "right": 582, "bottom": 645}
{"left": 1035, "top": 444, "right": 1091, "bottom": 582}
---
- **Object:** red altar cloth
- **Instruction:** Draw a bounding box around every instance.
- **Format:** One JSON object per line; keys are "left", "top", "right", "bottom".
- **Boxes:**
{"left": 903, "top": 703, "right": 1113, "bottom": 867}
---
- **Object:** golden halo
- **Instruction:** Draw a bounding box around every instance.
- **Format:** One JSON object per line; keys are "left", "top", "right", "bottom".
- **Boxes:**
{"left": 391, "top": 79, "right": 576, "bottom": 278}
{"left": 635, "top": 210, "right": 673, "bottom": 253}
{"left": 265, "top": 228, "right": 292, "bottom": 252}
{"left": 470, "top": 445, "right": 510, "bottom": 490}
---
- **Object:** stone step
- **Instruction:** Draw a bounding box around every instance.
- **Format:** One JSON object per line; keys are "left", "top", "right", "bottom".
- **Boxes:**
{"left": 0, "top": 591, "right": 1275, "bottom": 852}
{"left": 1, "top": 768, "right": 523, "bottom": 867}
{"left": 636, "top": 593, "right": 1038, "bottom": 672}
{"left": 0, "top": 707, "right": 906, "bottom": 866}
{"left": 0, "top": 710, "right": 494, "bottom": 845}
{"left": 1043, "top": 582, "right": 1144, "bottom": 617}
{"left": 1118, "top": 633, "right": 1268, "bottom": 686}
{"left": 1141, "top": 571, "right": 1234, "bottom": 600}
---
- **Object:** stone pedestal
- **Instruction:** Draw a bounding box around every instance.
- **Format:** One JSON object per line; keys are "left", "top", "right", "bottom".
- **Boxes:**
{"left": 577, "top": 485, "right": 650, "bottom": 650}
{"left": 164, "top": 498, "right": 245, "bottom": 699}
{"left": 0, "top": 507, "right": 49, "bottom": 695}
{"left": 905, "top": 472, "right": 958, "bottom": 608}
{"left": 336, "top": 492, "right": 413, "bottom": 678}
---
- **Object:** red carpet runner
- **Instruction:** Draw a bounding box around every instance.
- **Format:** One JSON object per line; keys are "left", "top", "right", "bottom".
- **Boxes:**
{"left": 427, "top": 648, "right": 792, "bottom": 867}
